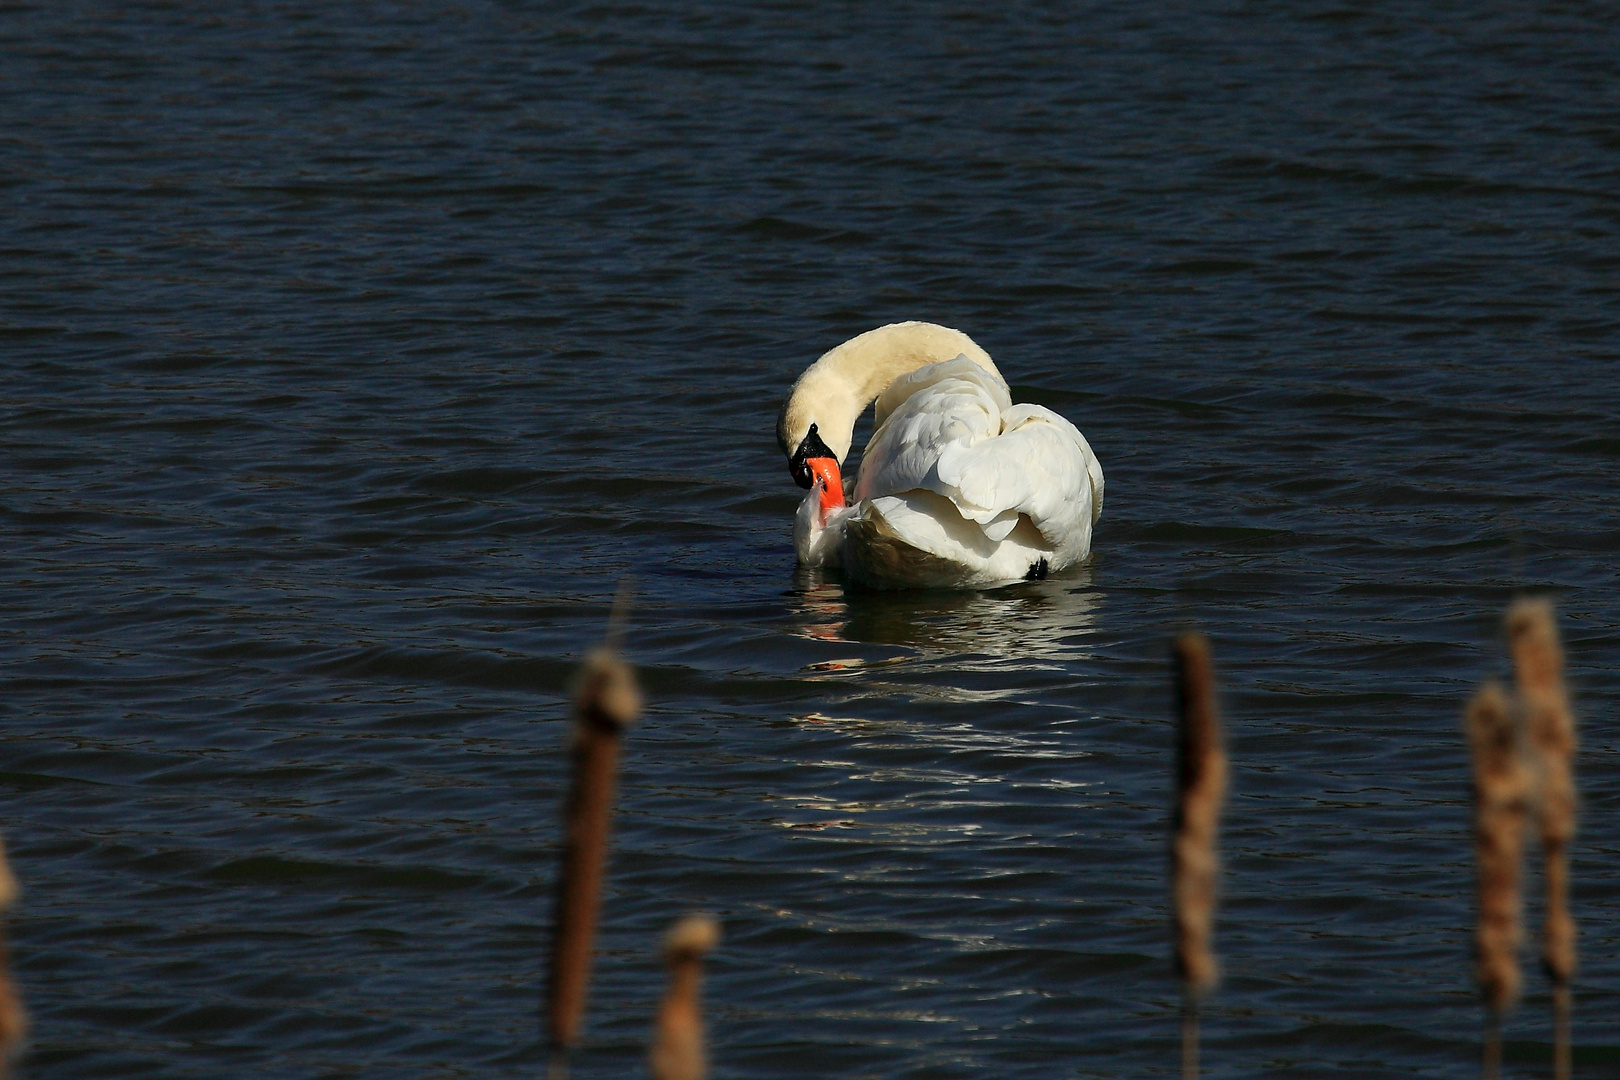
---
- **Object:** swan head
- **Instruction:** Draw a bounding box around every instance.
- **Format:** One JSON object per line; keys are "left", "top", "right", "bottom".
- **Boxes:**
{"left": 784, "top": 422, "right": 837, "bottom": 489}
{"left": 777, "top": 358, "right": 858, "bottom": 482}
{"left": 783, "top": 422, "right": 846, "bottom": 515}
{"left": 777, "top": 322, "right": 1005, "bottom": 487}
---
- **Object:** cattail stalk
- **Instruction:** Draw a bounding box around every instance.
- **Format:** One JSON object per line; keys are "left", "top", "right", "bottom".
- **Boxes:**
{"left": 544, "top": 646, "right": 642, "bottom": 1073}
{"left": 0, "top": 837, "right": 26, "bottom": 1077}
{"left": 1172, "top": 633, "right": 1226, "bottom": 1080}
{"left": 1506, "top": 600, "right": 1577, "bottom": 1080}
{"left": 648, "top": 915, "right": 721, "bottom": 1080}
{"left": 1466, "top": 682, "right": 1530, "bottom": 1080}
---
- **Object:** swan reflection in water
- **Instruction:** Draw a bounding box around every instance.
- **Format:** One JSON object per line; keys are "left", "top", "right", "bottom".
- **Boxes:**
{"left": 786, "top": 565, "right": 1102, "bottom": 677}
{"left": 768, "top": 568, "right": 1107, "bottom": 843}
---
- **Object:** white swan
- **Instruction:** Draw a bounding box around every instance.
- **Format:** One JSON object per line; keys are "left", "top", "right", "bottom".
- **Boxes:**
{"left": 777, "top": 322, "right": 1104, "bottom": 588}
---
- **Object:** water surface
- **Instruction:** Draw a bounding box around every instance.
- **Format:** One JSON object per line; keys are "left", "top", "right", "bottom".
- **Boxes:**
{"left": 3, "top": 2, "right": 1619, "bottom": 1077}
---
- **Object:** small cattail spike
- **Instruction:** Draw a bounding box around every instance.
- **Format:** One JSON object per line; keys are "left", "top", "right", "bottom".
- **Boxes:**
{"left": 543, "top": 622, "right": 642, "bottom": 1060}
{"left": 1466, "top": 682, "right": 1530, "bottom": 1018}
{"left": 649, "top": 915, "right": 721, "bottom": 1080}
{"left": 1505, "top": 599, "right": 1578, "bottom": 1080}
{"left": 0, "top": 837, "right": 26, "bottom": 1074}
{"left": 1505, "top": 600, "right": 1578, "bottom": 985}
{"left": 1172, "top": 632, "right": 1227, "bottom": 1001}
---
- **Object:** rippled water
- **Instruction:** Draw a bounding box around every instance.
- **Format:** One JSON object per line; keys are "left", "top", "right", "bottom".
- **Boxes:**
{"left": 4, "top": 2, "right": 1619, "bottom": 1077}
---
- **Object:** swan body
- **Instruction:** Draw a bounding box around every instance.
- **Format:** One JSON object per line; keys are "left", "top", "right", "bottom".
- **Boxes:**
{"left": 779, "top": 323, "right": 1103, "bottom": 588}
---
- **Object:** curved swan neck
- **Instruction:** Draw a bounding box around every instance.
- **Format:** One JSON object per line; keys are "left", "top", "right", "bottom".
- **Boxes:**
{"left": 777, "top": 322, "right": 1002, "bottom": 464}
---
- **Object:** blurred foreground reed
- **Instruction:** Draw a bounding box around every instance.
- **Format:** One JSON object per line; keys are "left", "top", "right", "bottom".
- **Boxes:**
{"left": 1464, "top": 599, "right": 1580, "bottom": 1080}
{"left": 533, "top": 599, "right": 1589, "bottom": 1078}
{"left": 543, "top": 640, "right": 641, "bottom": 1077}
{"left": 1466, "top": 682, "right": 1528, "bottom": 1080}
{"left": 1171, "top": 633, "right": 1226, "bottom": 1080}
{"left": 0, "top": 838, "right": 24, "bottom": 1078}
{"left": 1507, "top": 600, "right": 1579, "bottom": 1080}
{"left": 539, "top": 594, "right": 724, "bottom": 1080}
{"left": 649, "top": 915, "right": 721, "bottom": 1080}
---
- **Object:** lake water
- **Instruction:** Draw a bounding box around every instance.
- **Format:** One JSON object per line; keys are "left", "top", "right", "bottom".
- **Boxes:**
{"left": 3, "top": 2, "right": 1618, "bottom": 1077}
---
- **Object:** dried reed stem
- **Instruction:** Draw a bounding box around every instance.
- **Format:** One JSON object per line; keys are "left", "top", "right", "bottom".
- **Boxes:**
{"left": 1481, "top": 1012, "right": 1501, "bottom": 1080}
{"left": 1466, "top": 682, "right": 1530, "bottom": 1050}
{"left": 1172, "top": 633, "right": 1226, "bottom": 1079}
{"left": 648, "top": 915, "right": 721, "bottom": 1080}
{"left": 1506, "top": 599, "right": 1577, "bottom": 1080}
{"left": 1180, "top": 1003, "right": 1199, "bottom": 1080}
{"left": 1173, "top": 633, "right": 1226, "bottom": 997}
{"left": 0, "top": 837, "right": 26, "bottom": 1077}
{"left": 1552, "top": 982, "right": 1571, "bottom": 1080}
{"left": 544, "top": 645, "right": 642, "bottom": 1062}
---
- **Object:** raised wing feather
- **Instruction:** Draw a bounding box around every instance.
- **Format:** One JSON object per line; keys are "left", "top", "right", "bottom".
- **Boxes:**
{"left": 871, "top": 354, "right": 1011, "bottom": 433}
{"left": 938, "top": 404, "right": 1094, "bottom": 551}
{"left": 855, "top": 358, "right": 1006, "bottom": 503}
{"left": 853, "top": 357, "right": 1102, "bottom": 571}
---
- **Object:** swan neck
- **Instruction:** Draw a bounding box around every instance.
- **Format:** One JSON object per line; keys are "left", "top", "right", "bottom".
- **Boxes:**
{"left": 778, "top": 322, "right": 1001, "bottom": 464}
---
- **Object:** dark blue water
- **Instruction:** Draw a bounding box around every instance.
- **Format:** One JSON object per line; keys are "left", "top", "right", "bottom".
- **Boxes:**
{"left": 4, "top": 2, "right": 1619, "bottom": 1077}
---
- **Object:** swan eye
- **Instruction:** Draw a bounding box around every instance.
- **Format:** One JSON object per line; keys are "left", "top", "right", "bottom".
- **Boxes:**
{"left": 788, "top": 422, "right": 836, "bottom": 489}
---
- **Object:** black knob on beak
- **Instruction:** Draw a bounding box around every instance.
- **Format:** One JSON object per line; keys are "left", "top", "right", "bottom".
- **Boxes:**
{"left": 788, "top": 423, "right": 836, "bottom": 489}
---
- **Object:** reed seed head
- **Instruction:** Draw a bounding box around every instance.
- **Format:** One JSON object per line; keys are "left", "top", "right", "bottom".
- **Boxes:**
{"left": 663, "top": 914, "right": 721, "bottom": 962}
{"left": 0, "top": 839, "right": 16, "bottom": 912}
{"left": 1505, "top": 599, "right": 1578, "bottom": 985}
{"left": 1172, "top": 632, "right": 1227, "bottom": 999}
{"left": 546, "top": 649, "right": 638, "bottom": 1054}
{"left": 650, "top": 915, "right": 721, "bottom": 1080}
{"left": 0, "top": 838, "right": 24, "bottom": 1067}
{"left": 574, "top": 648, "right": 642, "bottom": 732}
{"left": 1466, "top": 681, "right": 1530, "bottom": 1015}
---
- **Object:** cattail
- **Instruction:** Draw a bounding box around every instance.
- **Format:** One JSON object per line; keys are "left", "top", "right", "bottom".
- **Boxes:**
{"left": 1506, "top": 599, "right": 1577, "bottom": 1080}
{"left": 648, "top": 915, "right": 721, "bottom": 1080}
{"left": 544, "top": 646, "right": 642, "bottom": 1068}
{"left": 1466, "top": 682, "right": 1530, "bottom": 1028}
{"left": 0, "top": 836, "right": 26, "bottom": 1076}
{"left": 1173, "top": 633, "right": 1226, "bottom": 996}
{"left": 1172, "top": 633, "right": 1226, "bottom": 1080}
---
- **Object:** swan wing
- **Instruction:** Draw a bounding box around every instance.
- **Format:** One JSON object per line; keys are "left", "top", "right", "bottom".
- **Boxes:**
{"left": 871, "top": 353, "right": 1011, "bottom": 433}
{"left": 842, "top": 492, "right": 1056, "bottom": 588}
{"left": 855, "top": 363, "right": 1103, "bottom": 573}
{"left": 836, "top": 353, "right": 1103, "bottom": 584}
{"left": 935, "top": 403, "right": 1100, "bottom": 556}
{"left": 856, "top": 357, "right": 1009, "bottom": 502}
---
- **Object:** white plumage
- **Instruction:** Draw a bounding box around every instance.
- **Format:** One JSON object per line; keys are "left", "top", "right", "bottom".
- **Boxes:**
{"left": 781, "top": 324, "right": 1103, "bottom": 589}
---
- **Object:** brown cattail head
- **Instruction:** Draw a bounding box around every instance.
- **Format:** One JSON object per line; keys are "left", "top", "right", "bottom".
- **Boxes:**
{"left": 0, "top": 836, "right": 27, "bottom": 1069}
{"left": 0, "top": 840, "right": 16, "bottom": 913}
{"left": 1505, "top": 600, "right": 1578, "bottom": 985}
{"left": 1466, "top": 682, "right": 1531, "bottom": 1015}
{"left": 1172, "top": 632, "right": 1227, "bottom": 999}
{"left": 544, "top": 648, "right": 642, "bottom": 1054}
{"left": 573, "top": 647, "right": 643, "bottom": 735}
{"left": 649, "top": 915, "right": 721, "bottom": 1080}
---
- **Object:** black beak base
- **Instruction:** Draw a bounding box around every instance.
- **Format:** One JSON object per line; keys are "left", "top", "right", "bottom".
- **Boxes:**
{"left": 788, "top": 422, "right": 836, "bottom": 489}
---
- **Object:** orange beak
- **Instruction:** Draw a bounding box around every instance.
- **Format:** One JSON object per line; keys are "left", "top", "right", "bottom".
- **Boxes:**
{"left": 805, "top": 457, "right": 844, "bottom": 514}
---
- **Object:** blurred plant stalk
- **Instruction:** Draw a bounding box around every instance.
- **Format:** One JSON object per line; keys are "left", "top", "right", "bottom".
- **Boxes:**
{"left": 1467, "top": 682, "right": 1528, "bottom": 1080}
{"left": 648, "top": 915, "right": 721, "bottom": 1080}
{"left": 544, "top": 614, "right": 641, "bottom": 1077}
{"left": 1172, "top": 633, "right": 1226, "bottom": 1080}
{"left": 0, "top": 839, "right": 24, "bottom": 1077}
{"left": 1507, "top": 601, "right": 1578, "bottom": 1080}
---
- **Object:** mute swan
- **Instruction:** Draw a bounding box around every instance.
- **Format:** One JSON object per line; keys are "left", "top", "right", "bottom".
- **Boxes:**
{"left": 777, "top": 322, "right": 1104, "bottom": 589}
